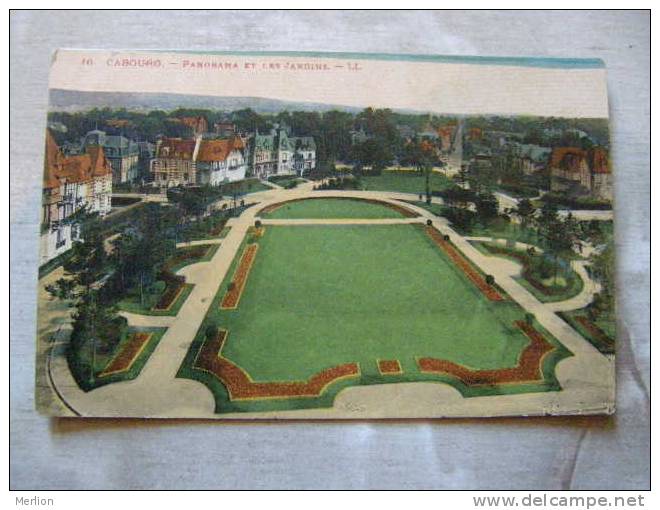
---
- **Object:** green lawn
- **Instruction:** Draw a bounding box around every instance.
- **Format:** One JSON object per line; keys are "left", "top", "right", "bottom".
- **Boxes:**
{"left": 361, "top": 171, "right": 452, "bottom": 195}
{"left": 263, "top": 198, "right": 405, "bottom": 219}
{"left": 179, "top": 224, "right": 571, "bottom": 413}
{"left": 229, "top": 178, "right": 271, "bottom": 195}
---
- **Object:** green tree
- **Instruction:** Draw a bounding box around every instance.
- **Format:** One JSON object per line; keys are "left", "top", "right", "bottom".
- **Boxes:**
{"left": 400, "top": 140, "right": 437, "bottom": 203}
{"left": 475, "top": 191, "right": 499, "bottom": 225}
{"left": 512, "top": 198, "right": 536, "bottom": 239}
{"left": 536, "top": 204, "right": 575, "bottom": 284}
{"left": 46, "top": 213, "right": 120, "bottom": 384}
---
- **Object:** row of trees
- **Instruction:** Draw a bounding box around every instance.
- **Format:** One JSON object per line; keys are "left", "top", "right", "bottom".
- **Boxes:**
{"left": 46, "top": 198, "right": 210, "bottom": 385}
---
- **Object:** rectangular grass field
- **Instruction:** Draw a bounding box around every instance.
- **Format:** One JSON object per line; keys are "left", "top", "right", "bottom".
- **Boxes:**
{"left": 215, "top": 225, "right": 535, "bottom": 379}
{"left": 180, "top": 223, "right": 571, "bottom": 413}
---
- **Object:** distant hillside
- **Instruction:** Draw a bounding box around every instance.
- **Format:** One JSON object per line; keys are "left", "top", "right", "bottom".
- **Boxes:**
{"left": 48, "top": 89, "right": 364, "bottom": 114}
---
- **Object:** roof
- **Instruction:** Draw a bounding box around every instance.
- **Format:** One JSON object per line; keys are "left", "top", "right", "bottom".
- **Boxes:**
{"left": 44, "top": 130, "right": 62, "bottom": 189}
{"left": 44, "top": 130, "right": 113, "bottom": 189}
{"left": 550, "top": 147, "right": 587, "bottom": 170}
{"left": 106, "top": 119, "right": 132, "bottom": 128}
{"left": 82, "top": 130, "right": 139, "bottom": 155}
{"left": 196, "top": 137, "right": 245, "bottom": 162}
{"left": 290, "top": 136, "right": 316, "bottom": 151}
{"left": 86, "top": 145, "right": 114, "bottom": 177}
{"left": 157, "top": 138, "right": 197, "bottom": 160}
{"left": 436, "top": 126, "right": 455, "bottom": 137}
{"left": 514, "top": 143, "right": 552, "bottom": 164}
{"left": 254, "top": 130, "right": 291, "bottom": 151}
{"left": 550, "top": 146, "right": 610, "bottom": 175}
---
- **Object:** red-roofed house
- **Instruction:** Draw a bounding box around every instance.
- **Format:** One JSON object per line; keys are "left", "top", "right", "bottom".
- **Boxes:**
{"left": 196, "top": 137, "right": 247, "bottom": 186}
{"left": 179, "top": 116, "right": 208, "bottom": 136}
{"left": 150, "top": 137, "right": 200, "bottom": 187}
{"left": 41, "top": 130, "right": 113, "bottom": 263}
{"left": 549, "top": 146, "right": 612, "bottom": 201}
{"left": 436, "top": 125, "right": 456, "bottom": 152}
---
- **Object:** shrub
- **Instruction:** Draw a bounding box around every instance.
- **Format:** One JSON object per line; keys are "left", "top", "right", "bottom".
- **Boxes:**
{"left": 527, "top": 247, "right": 536, "bottom": 256}
{"left": 485, "top": 274, "right": 495, "bottom": 285}
{"left": 525, "top": 312, "right": 535, "bottom": 325}
{"left": 205, "top": 323, "right": 218, "bottom": 341}
{"left": 228, "top": 281, "right": 236, "bottom": 292}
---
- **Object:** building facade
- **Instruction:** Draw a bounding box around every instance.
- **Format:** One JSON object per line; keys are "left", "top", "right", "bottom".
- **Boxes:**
{"left": 150, "top": 137, "right": 199, "bottom": 188}
{"left": 196, "top": 137, "right": 247, "bottom": 186}
{"left": 82, "top": 130, "right": 140, "bottom": 184}
{"left": 291, "top": 136, "right": 317, "bottom": 175}
{"left": 41, "top": 130, "right": 113, "bottom": 264}
{"left": 250, "top": 126, "right": 316, "bottom": 178}
{"left": 549, "top": 146, "right": 612, "bottom": 201}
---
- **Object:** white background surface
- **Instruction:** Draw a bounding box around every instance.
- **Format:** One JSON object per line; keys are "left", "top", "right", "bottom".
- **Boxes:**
{"left": 9, "top": 10, "right": 650, "bottom": 489}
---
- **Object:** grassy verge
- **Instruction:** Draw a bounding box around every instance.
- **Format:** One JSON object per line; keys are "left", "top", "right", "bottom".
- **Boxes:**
{"left": 69, "top": 327, "right": 167, "bottom": 392}
{"left": 360, "top": 171, "right": 452, "bottom": 194}
{"left": 558, "top": 308, "right": 615, "bottom": 355}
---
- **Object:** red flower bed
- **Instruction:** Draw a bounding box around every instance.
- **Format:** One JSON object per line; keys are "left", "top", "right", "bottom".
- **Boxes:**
{"left": 209, "top": 219, "right": 228, "bottom": 236}
{"left": 194, "top": 330, "right": 360, "bottom": 400}
{"left": 164, "top": 245, "right": 212, "bottom": 272}
{"left": 418, "top": 320, "right": 554, "bottom": 385}
{"left": 575, "top": 316, "right": 615, "bottom": 347}
{"left": 426, "top": 227, "right": 504, "bottom": 301}
{"left": 257, "top": 197, "right": 419, "bottom": 217}
{"left": 153, "top": 271, "right": 186, "bottom": 311}
{"left": 378, "top": 359, "right": 402, "bottom": 374}
{"left": 220, "top": 244, "right": 258, "bottom": 309}
{"left": 99, "top": 332, "right": 153, "bottom": 377}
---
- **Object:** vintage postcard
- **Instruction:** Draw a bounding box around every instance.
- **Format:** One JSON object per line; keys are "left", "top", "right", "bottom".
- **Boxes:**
{"left": 37, "top": 50, "right": 615, "bottom": 418}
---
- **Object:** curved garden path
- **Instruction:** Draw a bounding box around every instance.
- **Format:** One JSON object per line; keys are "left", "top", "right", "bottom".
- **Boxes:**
{"left": 46, "top": 180, "right": 614, "bottom": 418}
{"left": 463, "top": 236, "right": 603, "bottom": 313}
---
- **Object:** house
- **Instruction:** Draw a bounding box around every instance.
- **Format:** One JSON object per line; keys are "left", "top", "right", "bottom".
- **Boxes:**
{"left": 549, "top": 146, "right": 612, "bottom": 201}
{"left": 150, "top": 137, "right": 199, "bottom": 188}
{"left": 588, "top": 147, "right": 612, "bottom": 201}
{"left": 290, "top": 136, "right": 316, "bottom": 175}
{"left": 180, "top": 116, "right": 208, "bottom": 136}
{"left": 249, "top": 125, "right": 295, "bottom": 178}
{"left": 82, "top": 130, "right": 140, "bottom": 184}
{"left": 214, "top": 122, "right": 237, "bottom": 138}
{"left": 196, "top": 137, "right": 247, "bottom": 186}
{"left": 106, "top": 119, "right": 133, "bottom": 130}
{"left": 41, "top": 130, "right": 113, "bottom": 264}
{"left": 436, "top": 125, "right": 456, "bottom": 152}
{"left": 467, "top": 127, "right": 482, "bottom": 141}
{"left": 137, "top": 141, "right": 155, "bottom": 182}
{"left": 510, "top": 143, "right": 552, "bottom": 175}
